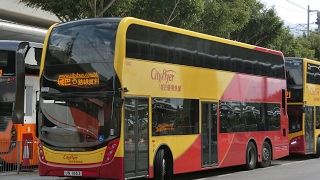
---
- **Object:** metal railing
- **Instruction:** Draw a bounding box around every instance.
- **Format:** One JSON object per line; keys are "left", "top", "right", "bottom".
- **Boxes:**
{"left": 0, "top": 140, "right": 38, "bottom": 173}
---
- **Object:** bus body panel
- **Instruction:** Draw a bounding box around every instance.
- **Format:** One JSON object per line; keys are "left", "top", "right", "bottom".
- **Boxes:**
{"left": 122, "top": 59, "right": 288, "bottom": 171}
{"left": 122, "top": 58, "right": 234, "bottom": 99}
{"left": 38, "top": 17, "right": 288, "bottom": 179}
{"left": 39, "top": 156, "right": 124, "bottom": 179}
{"left": 289, "top": 132, "right": 305, "bottom": 154}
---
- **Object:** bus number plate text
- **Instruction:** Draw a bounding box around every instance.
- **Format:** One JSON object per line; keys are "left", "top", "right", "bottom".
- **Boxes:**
{"left": 64, "top": 171, "right": 82, "bottom": 176}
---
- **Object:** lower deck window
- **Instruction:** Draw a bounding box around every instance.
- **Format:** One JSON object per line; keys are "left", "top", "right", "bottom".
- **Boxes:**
{"left": 152, "top": 98, "right": 199, "bottom": 136}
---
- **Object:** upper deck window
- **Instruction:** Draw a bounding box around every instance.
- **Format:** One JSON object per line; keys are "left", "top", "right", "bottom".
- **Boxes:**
{"left": 46, "top": 22, "right": 119, "bottom": 65}
{"left": 307, "top": 62, "right": 320, "bottom": 84}
{"left": 126, "top": 24, "right": 285, "bottom": 79}
{"left": 285, "top": 59, "right": 303, "bottom": 86}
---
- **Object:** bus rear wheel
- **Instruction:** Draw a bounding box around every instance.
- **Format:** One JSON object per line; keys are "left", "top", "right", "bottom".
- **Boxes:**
{"left": 258, "top": 141, "right": 271, "bottom": 168}
{"left": 154, "top": 149, "right": 171, "bottom": 180}
{"left": 312, "top": 137, "right": 320, "bottom": 158}
{"left": 245, "top": 141, "right": 257, "bottom": 170}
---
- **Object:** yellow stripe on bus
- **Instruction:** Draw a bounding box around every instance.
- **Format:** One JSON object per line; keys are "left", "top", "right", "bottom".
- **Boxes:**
{"left": 43, "top": 146, "right": 106, "bottom": 164}
{"left": 122, "top": 58, "right": 235, "bottom": 99}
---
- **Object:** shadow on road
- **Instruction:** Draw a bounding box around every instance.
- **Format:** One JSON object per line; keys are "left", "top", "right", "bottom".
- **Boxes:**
{"left": 277, "top": 154, "right": 315, "bottom": 161}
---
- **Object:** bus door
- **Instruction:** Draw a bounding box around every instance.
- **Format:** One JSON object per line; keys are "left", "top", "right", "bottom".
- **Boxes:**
{"left": 201, "top": 101, "right": 218, "bottom": 167}
{"left": 124, "top": 97, "right": 149, "bottom": 178}
{"left": 304, "top": 106, "right": 314, "bottom": 153}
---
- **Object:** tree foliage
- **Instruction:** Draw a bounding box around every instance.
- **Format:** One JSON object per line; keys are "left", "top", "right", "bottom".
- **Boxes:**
{"left": 129, "top": 0, "right": 204, "bottom": 30}
{"left": 19, "top": 0, "right": 122, "bottom": 22}
{"left": 231, "top": 3, "right": 283, "bottom": 47}
{"left": 196, "top": 0, "right": 255, "bottom": 38}
{"left": 308, "top": 32, "right": 320, "bottom": 60}
{"left": 267, "top": 27, "right": 314, "bottom": 58}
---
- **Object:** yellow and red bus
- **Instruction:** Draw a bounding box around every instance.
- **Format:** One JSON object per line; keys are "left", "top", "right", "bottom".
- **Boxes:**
{"left": 286, "top": 57, "right": 320, "bottom": 157}
{"left": 38, "top": 17, "right": 289, "bottom": 179}
{"left": 0, "top": 40, "right": 42, "bottom": 169}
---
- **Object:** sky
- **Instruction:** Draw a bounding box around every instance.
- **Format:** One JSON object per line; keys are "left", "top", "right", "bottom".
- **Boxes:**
{"left": 260, "top": 0, "right": 320, "bottom": 31}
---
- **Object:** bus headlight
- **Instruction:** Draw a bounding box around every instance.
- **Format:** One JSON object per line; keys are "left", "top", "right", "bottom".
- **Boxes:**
{"left": 290, "top": 140, "right": 297, "bottom": 145}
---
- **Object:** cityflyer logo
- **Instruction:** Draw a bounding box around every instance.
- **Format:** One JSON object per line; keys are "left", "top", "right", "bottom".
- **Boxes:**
{"left": 150, "top": 68, "right": 182, "bottom": 92}
{"left": 309, "top": 87, "right": 320, "bottom": 101}
{"left": 63, "top": 155, "right": 83, "bottom": 164}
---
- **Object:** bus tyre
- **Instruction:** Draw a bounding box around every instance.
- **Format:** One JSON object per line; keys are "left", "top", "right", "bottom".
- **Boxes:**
{"left": 312, "top": 137, "right": 320, "bottom": 158}
{"left": 258, "top": 141, "right": 271, "bottom": 168}
{"left": 154, "top": 149, "right": 171, "bottom": 180}
{"left": 245, "top": 142, "right": 257, "bottom": 170}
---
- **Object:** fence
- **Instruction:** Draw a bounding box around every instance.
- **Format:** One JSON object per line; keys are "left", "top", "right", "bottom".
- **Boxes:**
{"left": 0, "top": 140, "right": 38, "bottom": 173}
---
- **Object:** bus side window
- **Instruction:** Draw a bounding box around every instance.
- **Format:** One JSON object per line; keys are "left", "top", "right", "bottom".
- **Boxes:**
{"left": 126, "top": 39, "right": 139, "bottom": 58}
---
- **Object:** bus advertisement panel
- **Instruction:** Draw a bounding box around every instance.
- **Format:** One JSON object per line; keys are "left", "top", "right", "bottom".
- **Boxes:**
{"left": 38, "top": 17, "right": 289, "bottom": 180}
{"left": 0, "top": 40, "right": 42, "bottom": 169}
{"left": 286, "top": 57, "right": 320, "bottom": 157}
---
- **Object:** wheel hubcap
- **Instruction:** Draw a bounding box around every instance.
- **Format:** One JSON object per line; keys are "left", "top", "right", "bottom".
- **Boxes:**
{"left": 263, "top": 147, "right": 269, "bottom": 162}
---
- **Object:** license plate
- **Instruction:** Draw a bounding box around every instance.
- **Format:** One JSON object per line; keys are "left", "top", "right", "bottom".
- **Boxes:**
{"left": 64, "top": 171, "right": 82, "bottom": 176}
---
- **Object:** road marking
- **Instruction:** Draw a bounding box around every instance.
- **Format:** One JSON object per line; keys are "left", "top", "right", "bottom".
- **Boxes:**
{"left": 281, "top": 159, "right": 315, "bottom": 166}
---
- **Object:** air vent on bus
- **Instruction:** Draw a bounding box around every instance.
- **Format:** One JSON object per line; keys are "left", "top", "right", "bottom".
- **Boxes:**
{"left": 0, "top": 120, "right": 9, "bottom": 131}
{"left": 0, "top": 102, "right": 14, "bottom": 116}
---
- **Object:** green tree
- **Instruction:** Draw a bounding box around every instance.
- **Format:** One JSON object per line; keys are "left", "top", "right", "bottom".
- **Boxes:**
{"left": 231, "top": 2, "right": 283, "bottom": 47}
{"left": 196, "top": 0, "right": 254, "bottom": 38}
{"left": 309, "top": 32, "right": 320, "bottom": 60}
{"left": 267, "top": 27, "right": 314, "bottom": 59}
{"left": 295, "top": 34, "right": 315, "bottom": 59}
{"left": 19, "top": 0, "right": 128, "bottom": 22}
{"left": 129, "top": 0, "right": 204, "bottom": 30}
{"left": 267, "top": 27, "right": 298, "bottom": 56}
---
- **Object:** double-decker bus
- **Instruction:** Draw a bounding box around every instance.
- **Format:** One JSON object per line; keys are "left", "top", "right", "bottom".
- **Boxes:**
{"left": 0, "top": 40, "right": 42, "bottom": 169}
{"left": 285, "top": 57, "right": 320, "bottom": 157}
{"left": 38, "top": 17, "right": 289, "bottom": 179}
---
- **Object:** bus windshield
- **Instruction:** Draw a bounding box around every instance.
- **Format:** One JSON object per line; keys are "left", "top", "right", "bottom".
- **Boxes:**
{"left": 40, "top": 20, "right": 121, "bottom": 149}
{"left": 40, "top": 94, "right": 120, "bottom": 148}
{"left": 285, "top": 58, "right": 303, "bottom": 87}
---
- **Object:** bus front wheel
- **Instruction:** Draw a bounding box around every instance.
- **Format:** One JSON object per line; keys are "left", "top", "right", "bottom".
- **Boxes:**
{"left": 154, "top": 149, "right": 171, "bottom": 180}
{"left": 245, "top": 141, "right": 257, "bottom": 170}
{"left": 258, "top": 141, "right": 271, "bottom": 168}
